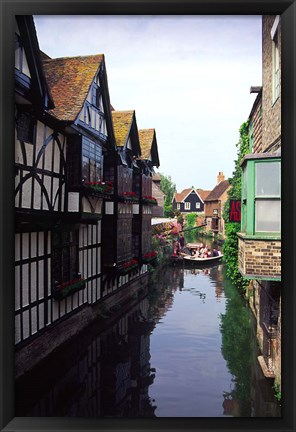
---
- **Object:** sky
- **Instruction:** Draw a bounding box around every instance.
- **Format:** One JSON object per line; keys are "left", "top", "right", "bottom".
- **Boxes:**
{"left": 34, "top": 15, "right": 262, "bottom": 191}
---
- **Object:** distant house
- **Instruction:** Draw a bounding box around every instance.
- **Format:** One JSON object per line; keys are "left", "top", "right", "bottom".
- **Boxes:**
{"left": 151, "top": 173, "right": 165, "bottom": 217}
{"left": 172, "top": 188, "right": 210, "bottom": 214}
{"left": 204, "top": 172, "right": 230, "bottom": 237}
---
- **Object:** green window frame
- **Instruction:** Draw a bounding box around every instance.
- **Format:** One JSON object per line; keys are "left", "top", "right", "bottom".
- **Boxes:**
{"left": 241, "top": 155, "right": 281, "bottom": 237}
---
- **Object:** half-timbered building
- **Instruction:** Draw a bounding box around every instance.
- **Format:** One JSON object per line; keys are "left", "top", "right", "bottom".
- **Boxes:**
{"left": 16, "top": 32, "right": 114, "bottom": 345}
{"left": 102, "top": 110, "right": 145, "bottom": 294}
{"left": 172, "top": 188, "right": 210, "bottom": 214}
{"left": 14, "top": 16, "right": 160, "bottom": 377}
{"left": 137, "top": 129, "right": 160, "bottom": 261}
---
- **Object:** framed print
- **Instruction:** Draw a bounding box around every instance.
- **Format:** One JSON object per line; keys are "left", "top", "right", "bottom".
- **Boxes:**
{"left": 1, "top": 0, "right": 295, "bottom": 431}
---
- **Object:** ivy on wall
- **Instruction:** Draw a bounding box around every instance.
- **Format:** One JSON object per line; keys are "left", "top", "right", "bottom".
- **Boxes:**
{"left": 223, "top": 121, "right": 249, "bottom": 293}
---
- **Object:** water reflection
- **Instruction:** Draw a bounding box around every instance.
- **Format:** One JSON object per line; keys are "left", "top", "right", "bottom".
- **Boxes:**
{"left": 16, "top": 297, "right": 157, "bottom": 417}
{"left": 15, "top": 248, "right": 280, "bottom": 417}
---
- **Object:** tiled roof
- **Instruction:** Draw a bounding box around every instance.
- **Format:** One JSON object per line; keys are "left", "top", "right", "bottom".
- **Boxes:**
{"left": 138, "top": 129, "right": 155, "bottom": 159}
{"left": 174, "top": 188, "right": 211, "bottom": 203}
{"left": 42, "top": 54, "right": 104, "bottom": 121}
{"left": 204, "top": 180, "right": 230, "bottom": 201}
{"left": 111, "top": 110, "right": 135, "bottom": 147}
{"left": 196, "top": 189, "right": 211, "bottom": 201}
{"left": 152, "top": 173, "right": 161, "bottom": 181}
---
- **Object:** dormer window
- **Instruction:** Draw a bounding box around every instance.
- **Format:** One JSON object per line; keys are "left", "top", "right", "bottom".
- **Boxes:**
{"left": 92, "top": 85, "right": 102, "bottom": 110}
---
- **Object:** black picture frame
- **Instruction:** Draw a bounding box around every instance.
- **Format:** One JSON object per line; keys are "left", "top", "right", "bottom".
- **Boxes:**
{"left": 1, "top": 1, "right": 295, "bottom": 431}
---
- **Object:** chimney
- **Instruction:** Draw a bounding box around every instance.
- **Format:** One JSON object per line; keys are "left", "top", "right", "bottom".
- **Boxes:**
{"left": 217, "top": 172, "right": 225, "bottom": 184}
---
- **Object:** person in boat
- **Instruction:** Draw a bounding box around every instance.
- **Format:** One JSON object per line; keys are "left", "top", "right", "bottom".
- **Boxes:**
{"left": 199, "top": 244, "right": 205, "bottom": 257}
{"left": 179, "top": 233, "right": 185, "bottom": 250}
{"left": 212, "top": 248, "right": 219, "bottom": 257}
{"left": 200, "top": 245, "right": 208, "bottom": 258}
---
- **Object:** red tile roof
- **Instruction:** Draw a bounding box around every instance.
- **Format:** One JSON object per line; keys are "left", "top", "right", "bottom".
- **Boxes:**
{"left": 204, "top": 180, "right": 230, "bottom": 201}
{"left": 42, "top": 54, "right": 104, "bottom": 121}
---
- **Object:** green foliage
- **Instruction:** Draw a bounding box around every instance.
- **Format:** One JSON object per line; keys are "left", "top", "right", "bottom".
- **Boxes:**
{"left": 175, "top": 210, "right": 184, "bottom": 226}
{"left": 159, "top": 173, "right": 177, "bottom": 208}
{"left": 164, "top": 204, "right": 174, "bottom": 218}
{"left": 273, "top": 382, "right": 282, "bottom": 403}
{"left": 223, "top": 223, "right": 248, "bottom": 293}
{"left": 220, "top": 273, "right": 252, "bottom": 408}
{"left": 223, "top": 121, "right": 250, "bottom": 293}
{"left": 186, "top": 212, "right": 197, "bottom": 227}
{"left": 223, "top": 121, "right": 250, "bottom": 223}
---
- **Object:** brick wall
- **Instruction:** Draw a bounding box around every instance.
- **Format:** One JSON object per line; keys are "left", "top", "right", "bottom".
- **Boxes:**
{"left": 238, "top": 236, "right": 281, "bottom": 279}
{"left": 152, "top": 181, "right": 165, "bottom": 217}
{"left": 250, "top": 96, "right": 263, "bottom": 153}
{"left": 262, "top": 15, "right": 281, "bottom": 151}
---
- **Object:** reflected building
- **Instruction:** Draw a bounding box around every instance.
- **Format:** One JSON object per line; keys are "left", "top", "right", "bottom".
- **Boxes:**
{"left": 15, "top": 296, "right": 156, "bottom": 417}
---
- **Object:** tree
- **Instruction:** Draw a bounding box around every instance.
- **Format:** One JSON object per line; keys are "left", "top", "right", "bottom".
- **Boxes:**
{"left": 159, "top": 173, "right": 177, "bottom": 217}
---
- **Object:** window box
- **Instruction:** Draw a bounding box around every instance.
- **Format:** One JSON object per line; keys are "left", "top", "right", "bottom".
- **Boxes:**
{"left": 118, "top": 191, "right": 139, "bottom": 203}
{"left": 141, "top": 251, "right": 157, "bottom": 264}
{"left": 142, "top": 196, "right": 158, "bottom": 206}
{"left": 52, "top": 274, "right": 86, "bottom": 300}
{"left": 82, "top": 181, "right": 114, "bottom": 197}
{"left": 116, "top": 259, "right": 139, "bottom": 275}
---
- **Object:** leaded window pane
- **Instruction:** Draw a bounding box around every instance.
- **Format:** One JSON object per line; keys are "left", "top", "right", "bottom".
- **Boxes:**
{"left": 255, "top": 162, "right": 280, "bottom": 197}
{"left": 255, "top": 199, "right": 281, "bottom": 232}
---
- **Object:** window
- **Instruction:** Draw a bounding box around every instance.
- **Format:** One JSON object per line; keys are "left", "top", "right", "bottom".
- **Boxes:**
{"left": 185, "top": 202, "right": 190, "bottom": 210}
{"left": 92, "top": 85, "right": 102, "bottom": 110}
{"left": 271, "top": 16, "right": 280, "bottom": 103}
{"left": 52, "top": 226, "right": 79, "bottom": 284}
{"left": 82, "top": 136, "right": 102, "bottom": 182}
{"left": 196, "top": 202, "right": 201, "bottom": 209}
{"left": 16, "top": 111, "right": 36, "bottom": 144}
{"left": 177, "top": 203, "right": 180, "bottom": 210}
{"left": 255, "top": 162, "right": 281, "bottom": 232}
{"left": 241, "top": 155, "right": 281, "bottom": 236}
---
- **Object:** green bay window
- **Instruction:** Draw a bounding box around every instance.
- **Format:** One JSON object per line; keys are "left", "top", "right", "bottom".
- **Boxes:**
{"left": 241, "top": 154, "right": 281, "bottom": 237}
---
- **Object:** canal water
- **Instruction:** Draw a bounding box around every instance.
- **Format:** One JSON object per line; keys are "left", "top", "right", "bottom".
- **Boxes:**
{"left": 15, "top": 236, "right": 281, "bottom": 417}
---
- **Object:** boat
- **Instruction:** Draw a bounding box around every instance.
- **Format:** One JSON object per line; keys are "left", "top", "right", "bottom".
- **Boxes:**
{"left": 183, "top": 253, "right": 223, "bottom": 264}
{"left": 171, "top": 252, "right": 186, "bottom": 265}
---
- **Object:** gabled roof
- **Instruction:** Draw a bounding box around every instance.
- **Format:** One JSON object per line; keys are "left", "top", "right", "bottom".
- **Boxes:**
{"left": 112, "top": 110, "right": 134, "bottom": 147}
{"left": 111, "top": 110, "right": 141, "bottom": 156}
{"left": 204, "top": 180, "right": 230, "bottom": 201}
{"left": 173, "top": 188, "right": 211, "bottom": 204}
{"left": 196, "top": 189, "right": 211, "bottom": 201}
{"left": 42, "top": 54, "right": 104, "bottom": 121}
{"left": 138, "top": 129, "right": 160, "bottom": 167}
{"left": 16, "top": 16, "right": 54, "bottom": 110}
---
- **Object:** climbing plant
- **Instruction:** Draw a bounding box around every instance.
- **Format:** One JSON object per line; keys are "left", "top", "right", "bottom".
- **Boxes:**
{"left": 223, "top": 120, "right": 250, "bottom": 293}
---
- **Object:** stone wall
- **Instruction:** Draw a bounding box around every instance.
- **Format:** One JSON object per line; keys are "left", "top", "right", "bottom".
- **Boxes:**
{"left": 238, "top": 236, "right": 281, "bottom": 279}
{"left": 262, "top": 15, "right": 281, "bottom": 151}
